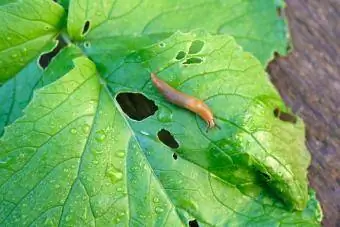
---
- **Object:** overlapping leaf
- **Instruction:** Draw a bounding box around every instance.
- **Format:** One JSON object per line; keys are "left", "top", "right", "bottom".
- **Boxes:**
{"left": 67, "top": 0, "right": 288, "bottom": 65}
{"left": 0, "top": 0, "right": 65, "bottom": 84}
{"left": 0, "top": 45, "right": 83, "bottom": 136}
{"left": 0, "top": 32, "right": 322, "bottom": 226}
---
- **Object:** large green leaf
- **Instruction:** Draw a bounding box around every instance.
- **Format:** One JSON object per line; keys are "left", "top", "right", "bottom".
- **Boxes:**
{"left": 0, "top": 0, "right": 65, "bottom": 83}
{"left": 0, "top": 33, "right": 321, "bottom": 226}
{"left": 0, "top": 45, "right": 83, "bottom": 136}
{"left": 105, "top": 31, "right": 310, "bottom": 211}
{"left": 67, "top": 0, "right": 287, "bottom": 65}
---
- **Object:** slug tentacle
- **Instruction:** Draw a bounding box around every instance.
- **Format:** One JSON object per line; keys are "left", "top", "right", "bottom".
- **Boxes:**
{"left": 151, "top": 72, "right": 218, "bottom": 131}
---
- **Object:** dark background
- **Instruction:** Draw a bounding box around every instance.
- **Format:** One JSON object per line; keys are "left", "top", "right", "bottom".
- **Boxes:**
{"left": 267, "top": 1, "right": 340, "bottom": 226}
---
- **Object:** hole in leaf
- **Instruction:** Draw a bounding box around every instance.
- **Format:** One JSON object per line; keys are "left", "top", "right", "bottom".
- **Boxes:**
{"left": 176, "top": 51, "right": 186, "bottom": 60}
{"left": 189, "top": 219, "right": 199, "bottom": 227}
{"left": 116, "top": 92, "right": 158, "bottom": 121}
{"left": 172, "top": 153, "right": 178, "bottom": 160}
{"left": 286, "top": 43, "right": 292, "bottom": 52}
{"left": 82, "top": 20, "right": 90, "bottom": 35}
{"left": 84, "top": 41, "right": 91, "bottom": 48}
{"left": 276, "top": 7, "right": 282, "bottom": 17}
{"left": 273, "top": 108, "right": 297, "bottom": 124}
{"left": 183, "top": 57, "right": 203, "bottom": 65}
{"left": 188, "top": 40, "right": 204, "bottom": 54}
{"left": 38, "top": 35, "right": 67, "bottom": 69}
{"left": 157, "top": 129, "right": 179, "bottom": 149}
{"left": 259, "top": 172, "right": 271, "bottom": 182}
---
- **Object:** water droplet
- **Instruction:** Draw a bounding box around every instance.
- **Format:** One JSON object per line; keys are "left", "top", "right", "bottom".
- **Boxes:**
{"left": 65, "top": 215, "right": 71, "bottom": 221}
{"left": 155, "top": 207, "right": 164, "bottom": 213}
{"left": 116, "top": 187, "right": 123, "bottom": 192}
{"left": 159, "top": 42, "right": 166, "bottom": 48}
{"left": 82, "top": 124, "right": 90, "bottom": 133}
{"left": 157, "top": 107, "right": 173, "bottom": 122}
{"left": 70, "top": 128, "right": 77, "bottom": 134}
{"left": 11, "top": 53, "right": 17, "bottom": 58}
{"left": 91, "top": 148, "right": 104, "bottom": 154}
{"left": 140, "top": 131, "right": 149, "bottom": 136}
{"left": 22, "top": 47, "right": 27, "bottom": 52}
{"left": 116, "top": 151, "right": 125, "bottom": 158}
{"left": 153, "top": 197, "right": 159, "bottom": 203}
{"left": 6, "top": 37, "right": 11, "bottom": 41}
{"left": 106, "top": 167, "right": 123, "bottom": 183}
{"left": 95, "top": 130, "right": 106, "bottom": 142}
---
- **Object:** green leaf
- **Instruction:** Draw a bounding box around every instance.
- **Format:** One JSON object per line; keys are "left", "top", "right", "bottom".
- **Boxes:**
{"left": 57, "top": 0, "right": 70, "bottom": 10}
{"left": 0, "top": 32, "right": 321, "bottom": 226}
{"left": 105, "top": 31, "right": 310, "bottom": 211}
{"left": 0, "top": 0, "right": 65, "bottom": 83}
{"left": 67, "top": 0, "right": 287, "bottom": 65}
{"left": 0, "top": 45, "right": 83, "bottom": 136}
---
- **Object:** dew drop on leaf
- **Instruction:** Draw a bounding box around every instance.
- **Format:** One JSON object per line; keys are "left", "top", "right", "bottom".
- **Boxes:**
{"left": 116, "top": 151, "right": 125, "bottom": 158}
{"left": 92, "top": 148, "right": 104, "bottom": 154}
{"left": 157, "top": 107, "right": 173, "bottom": 122}
{"left": 155, "top": 207, "right": 164, "bottom": 213}
{"left": 82, "top": 124, "right": 90, "bottom": 133}
{"left": 95, "top": 130, "right": 106, "bottom": 142}
{"left": 106, "top": 168, "right": 123, "bottom": 183}
{"left": 140, "top": 131, "right": 149, "bottom": 136}
{"left": 153, "top": 197, "right": 159, "bottom": 203}
{"left": 70, "top": 128, "right": 77, "bottom": 134}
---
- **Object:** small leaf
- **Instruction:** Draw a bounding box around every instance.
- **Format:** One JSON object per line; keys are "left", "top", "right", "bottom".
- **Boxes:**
{"left": 0, "top": 45, "right": 83, "bottom": 136}
{"left": 67, "top": 0, "right": 288, "bottom": 65}
{"left": 0, "top": 0, "right": 65, "bottom": 83}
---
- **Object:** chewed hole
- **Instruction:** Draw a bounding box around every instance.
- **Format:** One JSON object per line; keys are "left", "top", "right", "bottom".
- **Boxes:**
{"left": 38, "top": 35, "right": 66, "bottom": 69}
{"left": 273, "top": 108, "right": 297, "bottom": 124}
{"left": 84, "top": 41, "right": 91, "bottom": 48}
{"left": 157, "top": 129, "right": 179, "bottom": 149}
{"left": 188, "top": 40, "right": 205, "bottom": 54}
{"left": 259, "top": 172, "right": 271, "bottom": 182}
{"left": 183, "top": 57, "right": 203, "bottom": 65}
{"left": 176, "top": 51, "right": 186, "bottom": 60}
{"left": 276, "top": 7, "right": 283, "bottom": 17}
{"left": 286, "top": 43, "right": 292, "bottom": 52}
{"left": 172, "top": 153, "right": 178, "bottom": 160}
{"left": 116, "top": 92, "right": 158, "bottom": 121}
{"left": 189, "top": 219, "right": 199, "bottom": 227}
{"left": 82, "top": 20, "right": 90, "bottom": 35}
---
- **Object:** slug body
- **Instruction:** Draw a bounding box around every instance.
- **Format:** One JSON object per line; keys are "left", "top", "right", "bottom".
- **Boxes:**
{"left": 151, "top": 73, "right": 216, "bottom": 129}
